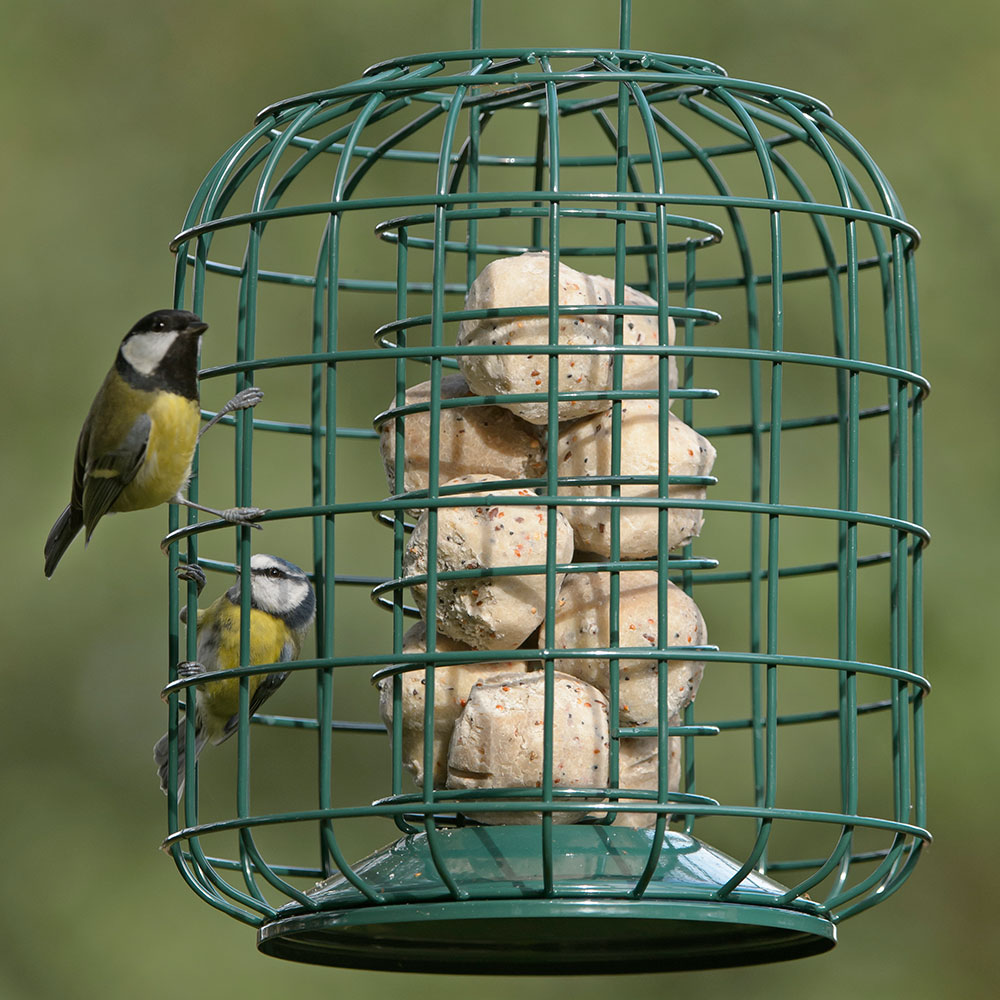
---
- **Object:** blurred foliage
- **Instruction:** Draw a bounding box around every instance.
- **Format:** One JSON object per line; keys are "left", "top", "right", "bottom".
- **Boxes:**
{"left": 2, "top": 0, "right": 998, "bottom": 997}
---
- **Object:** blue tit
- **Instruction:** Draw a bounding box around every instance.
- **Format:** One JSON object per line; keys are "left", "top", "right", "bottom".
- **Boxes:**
{"left": 44, "top": 308, "right": 266, "bottom": 578}
{"left": 154, "top": 553, "right": 317, "bottom": 797}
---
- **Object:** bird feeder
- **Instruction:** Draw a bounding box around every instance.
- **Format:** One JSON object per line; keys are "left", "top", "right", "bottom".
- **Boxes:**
{"left": 158, "top": 0, "right": 929, "bottom": 973}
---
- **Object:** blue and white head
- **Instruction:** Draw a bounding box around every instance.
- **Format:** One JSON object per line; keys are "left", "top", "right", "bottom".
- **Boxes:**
{"left": 231, "top": 554, "right": 316, "bottom": 632}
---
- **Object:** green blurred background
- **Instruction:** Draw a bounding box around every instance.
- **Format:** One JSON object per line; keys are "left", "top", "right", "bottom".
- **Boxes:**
{"left": 2, "top": 0, "right": 996, "bottom": 996}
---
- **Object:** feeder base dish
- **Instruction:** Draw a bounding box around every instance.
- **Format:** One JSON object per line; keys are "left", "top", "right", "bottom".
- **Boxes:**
{"left": 257, "top": 827, "right": 835, "bottom": 973}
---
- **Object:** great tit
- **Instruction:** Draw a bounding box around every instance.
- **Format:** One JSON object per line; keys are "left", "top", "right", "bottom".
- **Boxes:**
{"left": 44, "top": 308, "right": 266, "bottom": 578}
{"left": 153, "top": 554, "right": 316, "bottom": 797}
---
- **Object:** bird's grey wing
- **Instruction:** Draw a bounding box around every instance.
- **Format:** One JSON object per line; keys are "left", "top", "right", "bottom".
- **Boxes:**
{"left": 80, "top": 414, "right": 151, "bottom": 538}
{"left": 250, "top": 669, "right": 291, "bottom": 720}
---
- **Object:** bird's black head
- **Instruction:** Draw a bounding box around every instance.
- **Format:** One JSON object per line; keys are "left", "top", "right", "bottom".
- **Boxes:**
{"left": 117, "top": 309, "right": 208, "bottom": 398}
{"left": 128, "top": 309, "right": 208, "bottom": 338}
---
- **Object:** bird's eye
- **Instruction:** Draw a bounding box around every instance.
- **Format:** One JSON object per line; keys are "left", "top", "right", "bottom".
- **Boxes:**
{"left": 153, "top": 320, "right": 165, "bottom": 330}
{"left": 268, "top": 567, "right": 282, "bottom": 579}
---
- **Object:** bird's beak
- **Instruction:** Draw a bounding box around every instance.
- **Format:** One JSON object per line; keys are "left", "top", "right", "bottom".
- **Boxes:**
{"left": 185, "top": 320, "right": 209, "bottom": 337}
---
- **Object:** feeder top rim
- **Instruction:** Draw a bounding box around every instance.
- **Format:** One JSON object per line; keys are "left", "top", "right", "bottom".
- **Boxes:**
{"left": 253, "top": 49, "right": 832, "bottom": 126}
{"left": 363, "top": 48, "right": 730, "bottom": 78}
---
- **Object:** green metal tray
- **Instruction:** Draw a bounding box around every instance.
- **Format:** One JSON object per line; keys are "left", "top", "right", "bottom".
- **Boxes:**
{"left": 258, "top": 826, "right": 835, "bottom": 972}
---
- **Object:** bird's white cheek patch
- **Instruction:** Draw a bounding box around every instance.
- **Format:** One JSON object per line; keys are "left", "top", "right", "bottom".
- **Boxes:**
{"left": 122, "top": 332, "right": 178, "bottom": 375}
{"left": 253, "top": 576, "right": 285, "bottom": 613}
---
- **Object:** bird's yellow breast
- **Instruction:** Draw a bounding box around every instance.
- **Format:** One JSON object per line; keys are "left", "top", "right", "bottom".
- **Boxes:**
{"left": 199, "top": 606, "right": 294, "bottom": 725}
{"left": 114, "top": 392, "right": 200, "bottom": 512}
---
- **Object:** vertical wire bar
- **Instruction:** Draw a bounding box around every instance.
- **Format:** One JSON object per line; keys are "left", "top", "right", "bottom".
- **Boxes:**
{"left": 166, "top": 236, "right": 207, "bottom": 834}
{"left": 646, "top": 104, "right": 765, "bottom": 852}
{"left": 681, "top": 240, "right": 698, "bottom": 835}
{"left": 235, "top": 216, "right": 267, "bottom": 906}
{"left": 531, "top": 114, "right": 547, "bottom": 252}
{"left": 770, "top": 99, "right": 867, "bottom": 896}
{"left": 819, "top": 224, "right": 894, "bottom": 903}
{"left": 465, "top": 79, "right": 482, "bottom": 291}
{"left": 907, "top": 252, "right": 926, "bottom": 835}
{"left": 759, "top": 139, "right": 853, "bottom": 873}
{"left": 420, "top": 299, "right": 442, "bottom": 835}
{"left": 180, "top": 426, "right": 201, "bottom": 857}
{"left": 606, "top": 45, "right": 631, "bottom": 827}
{"left": 883, "top": 231, "right": 905, "bottom": 828}
{"left": 651, "top": 144, "right": 673, "bottom": 886}
{"left": 887, "top": 251, "right": 926, "bottom": 904}
{"left": 622, "top": 76, "right": 673, "bottom": 896}
{"left": 389, "top": 231, "right": 415, "bottom": 834}
{"left": 760, "top": 209, "right": 782, "bottom": 881}
{"left": 311, "top": 220, "right": 333, "bottom": 872}
{"left": 889, "top": 228, "right": 912, "bottom": 830}
{"left": 174, "top": 129, "right": 273, "bottom": 845}
{"left": 181, "top": 233, "right": 211, "bottom": 862}
{"left": 619, "top": 0, "right": 631, "bottom": 48}
{"left": 315, "top": 94, "right": 387, "bottom": 902}
{"left": 645, "top": 103, "right": 764, "bottom": 845}
{"left": 235, "top": 105, "right": 329, "bottom": 907}
{"left": 601, "top": 66, "right": 626, "bottom": 838}
{"left": 745, "top": 136, "right": 876, "bottom": 894}
{"left": 462, "top": 14, "right": 484, "bottom": 831}
{"left": 792, "top": 111, "right": 864, "bottom": 876}
{"left": 165, "top": 473, "right": 182, "bottom": 832}
{"left": 713, "top": 88, "right": 781, "bottom": 897}
{"left": 748, "top": 276, "right": 765, "bottom": 844}
{"left": 842, "top": 195, "right": 863, "bottom": 894}
{"left": 658, "top": 103, "right": 765, "bottom": 836}
{"left": 319, "top": 205, "right": 339, "bottom": 872}
{"left": 170, "top": 592, "right": 274, "bottom": 911}
{"left": 826, "top": 194, "right": 863, "bottom": 910}
{"left": 771, "top": 162, "right": 855, "bottom": 899}
{"left": 421, "top": 126, "right": 459, "bottom": 897}
{"left": 186, "top": 236, "right": 208, "bottom": 688}
{"left": 316, "top": 292, "right": 383, "bottom": 896}
{"left": 182, "top": 133, "right": 282, "bottom": 810}
{"left": 804, "top": 110, "right": 923, "bottom": 911}
{"left": 745, "top": 183, "right": 765, "bottom": 850}
{"left": 471, "top": 0, "right": 482, "bottom": 50}
{"left": 836, "top": 230, "right": 855, "bottom": 891}
{"left": 319, "top": 98, "right": 385, "bottom": 874}
{"left": 541, "top": 60, "right": 561, "bottom": 893}
{"left": 420, "top": 68, "right": 488, "bottom": 899}
{"left": 680, "top": 243, "right": 696, "bottom": 465}
{"left": 321, "top": 112, "right": 362, "bottom": 876}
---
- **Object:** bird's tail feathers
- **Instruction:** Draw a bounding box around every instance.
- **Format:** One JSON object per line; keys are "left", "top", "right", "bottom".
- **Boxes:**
{"left": 153, "top": 716, "right": 210, "bottom": 801}
{"left": 44, "top": 504, "right": 83, "bottom": 578}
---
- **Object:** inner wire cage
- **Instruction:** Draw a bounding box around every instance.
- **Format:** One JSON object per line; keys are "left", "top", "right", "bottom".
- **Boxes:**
{"left": 158, "top": 0, "right": 928, "bottom": 974}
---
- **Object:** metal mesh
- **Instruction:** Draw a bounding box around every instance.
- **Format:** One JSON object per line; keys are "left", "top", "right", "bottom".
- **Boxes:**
{"left": 158, "top": 0, "right": 927, "bottom": 969}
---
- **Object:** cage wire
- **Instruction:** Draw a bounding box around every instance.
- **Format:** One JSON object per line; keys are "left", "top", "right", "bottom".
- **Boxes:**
{"left": 158, "top": 0, "right": 928, "bottom": 974}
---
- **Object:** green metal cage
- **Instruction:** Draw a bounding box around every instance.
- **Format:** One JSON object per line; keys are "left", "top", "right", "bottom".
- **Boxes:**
{"left": 159, "top": 0, "right": 928, "bottom": 973}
